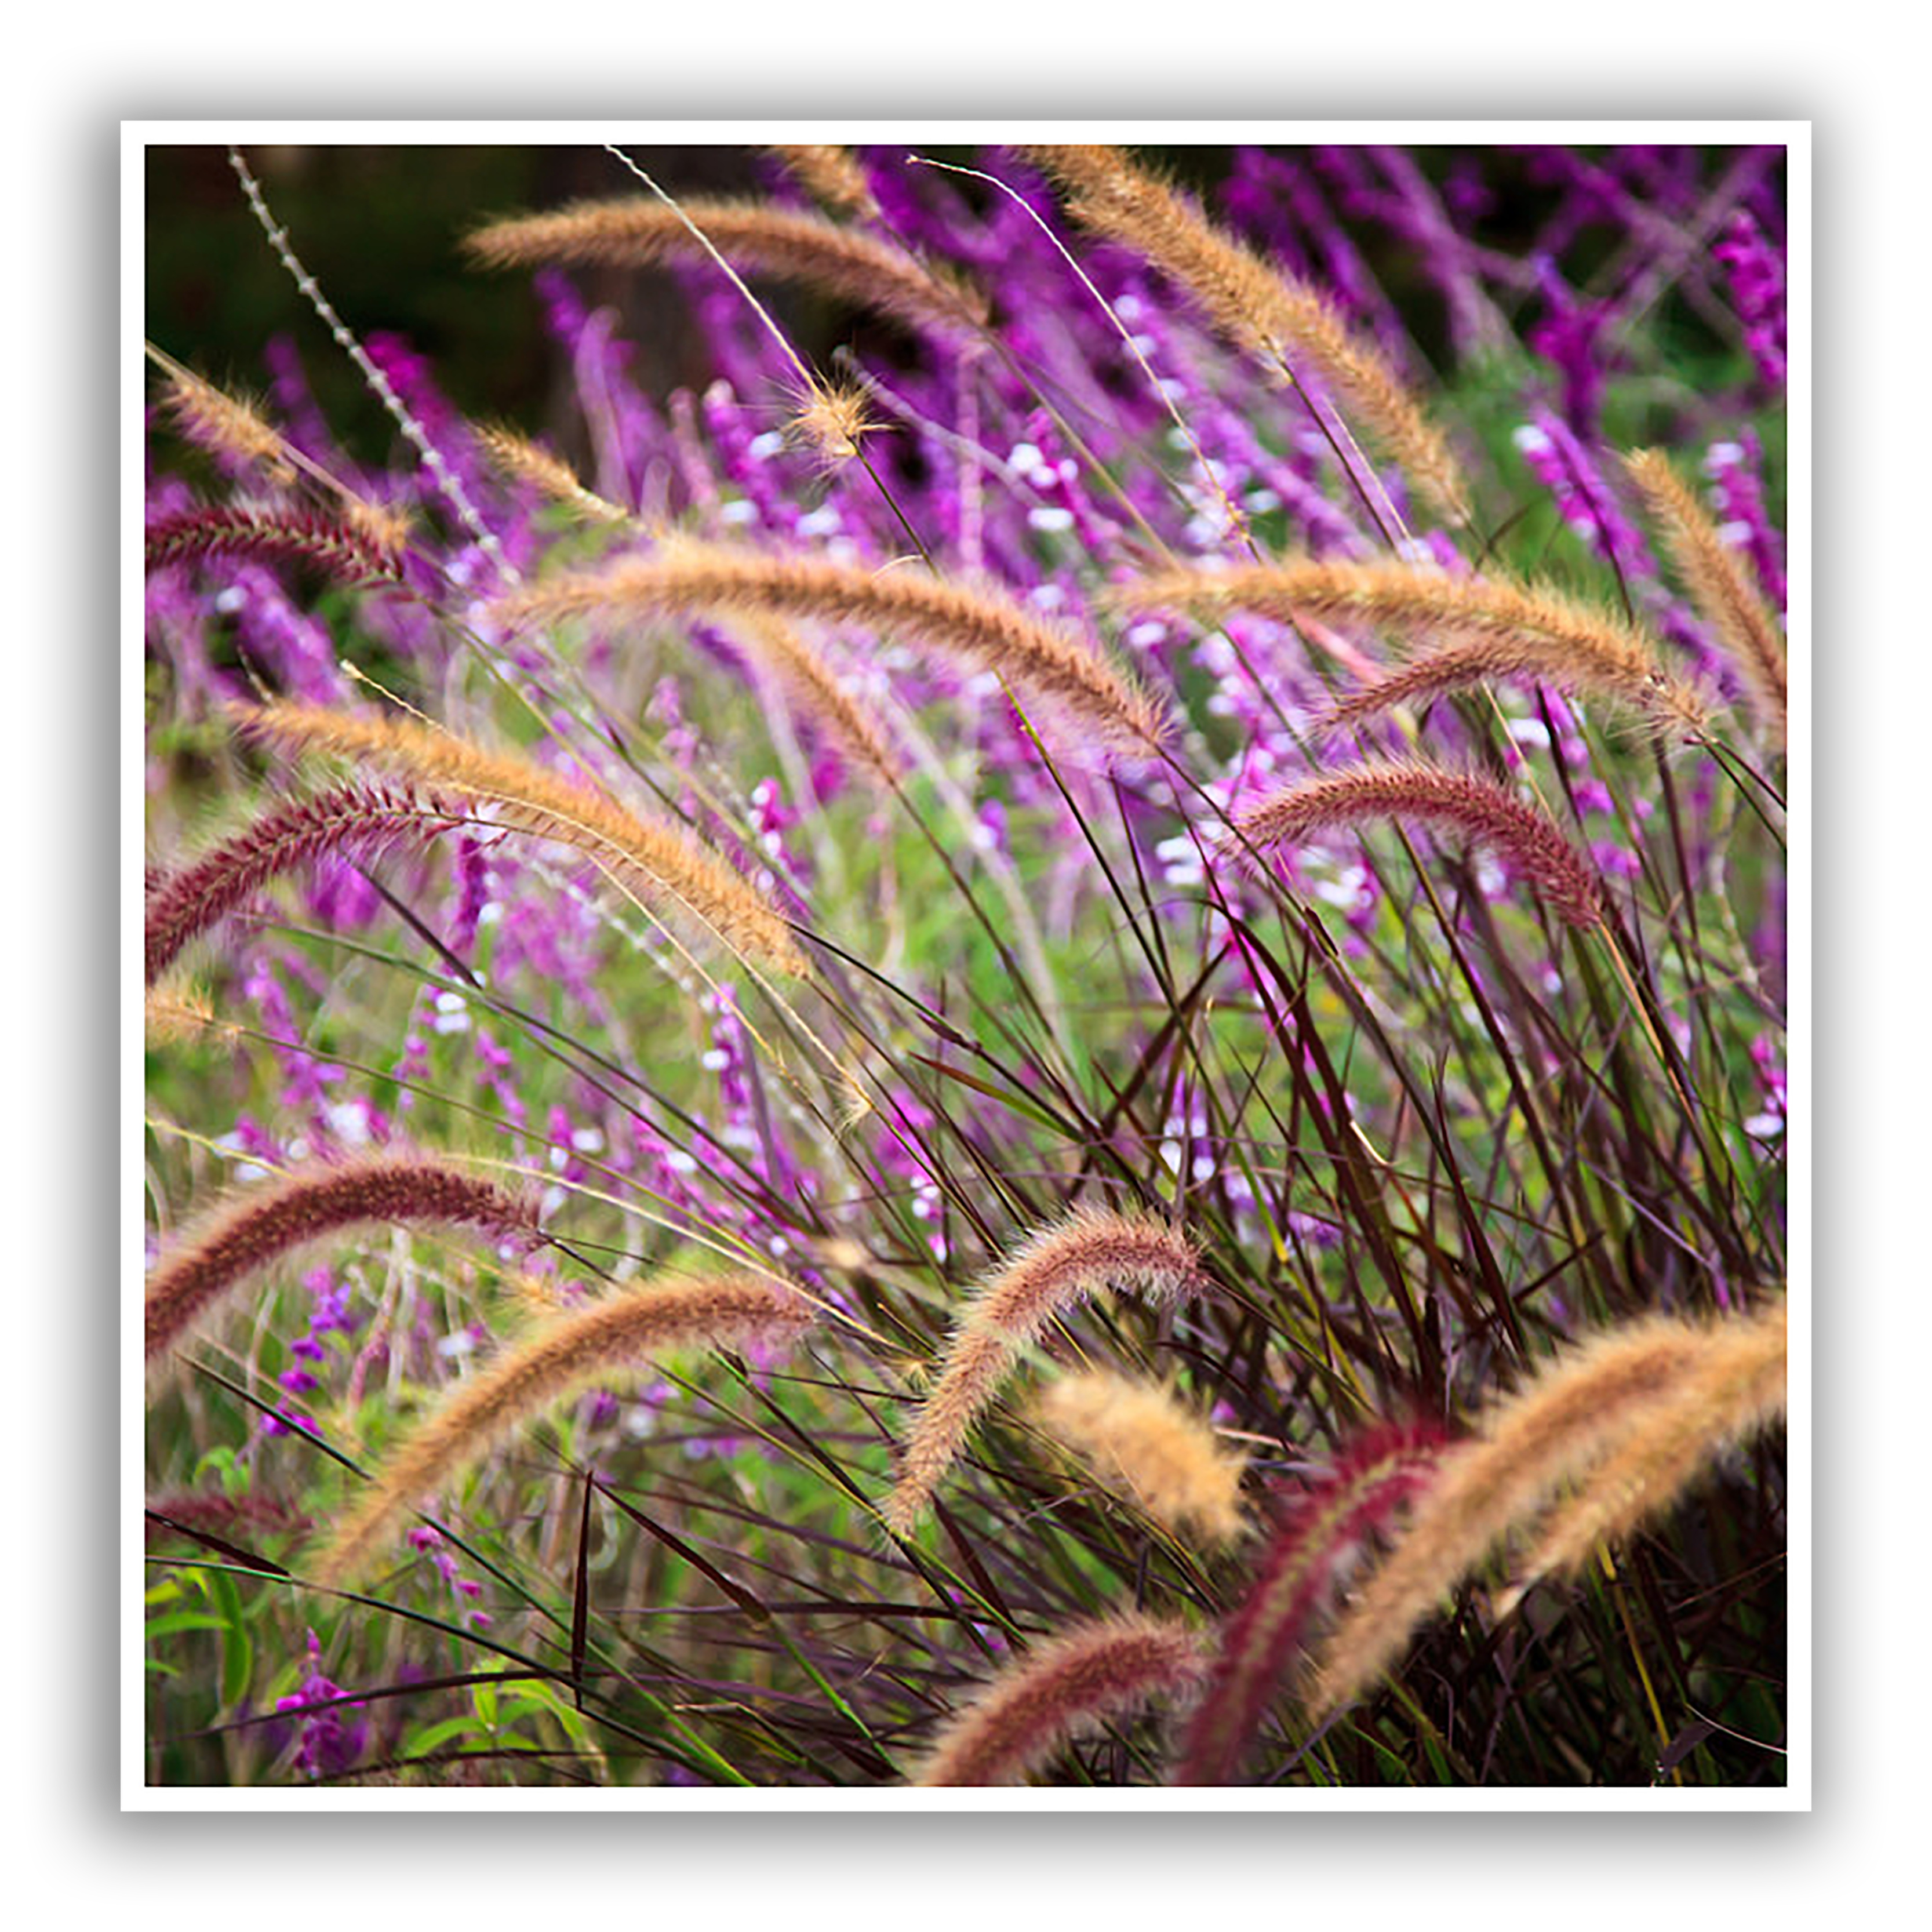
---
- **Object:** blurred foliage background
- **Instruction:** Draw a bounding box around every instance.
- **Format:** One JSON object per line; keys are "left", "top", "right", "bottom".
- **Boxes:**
{"left": 146, "top": 142, "right": 1770, "bottom": 438}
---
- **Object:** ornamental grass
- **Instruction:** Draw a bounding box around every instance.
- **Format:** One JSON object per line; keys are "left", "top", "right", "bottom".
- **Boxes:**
{"left": 141, "top": 140, "right": 1791, "bottom": 1791}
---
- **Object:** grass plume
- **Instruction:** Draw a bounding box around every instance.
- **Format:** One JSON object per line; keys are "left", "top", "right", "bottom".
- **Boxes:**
{"left": 1230, "top": 761, "right": 1607, "bottom": 929}
{"left": 490, "top": 537, "right": 1170, "bottom": 759}
{"left": 145, "top": 780, "right": 464, "bottom": 985}
{"left": 145, "top": 504, "right": 407, "bottom": 585}
{"left": 151, "top": 351, "right": 296, "bottom": 485}
{"left": 1174, "top": 1421, "right": 1443, "bottom": 1784}
{"left": 472, "top": 424, "right": 629, "bottom": 525}
{"left": 310, "top": 1270, "right": 816, "bottom": 1585}
{"left": 465, "top": 197, "right": 985, "bottom": 338}
{"left": 1034, "top": 1369, "right": 1249, "bottom": 1547}
{"left": 1624, "top": 447, "right": 1787, "bottom": 743}
{"left": 233, "top": 700, "right": 809, "bottom": 978}
{"left": 144, "top": 1154, "right": 543, "bottom": 1363}
{"left": 884, "top": 1208, "right": 1214, "bottom": 1535}
{"left": 1501, "top": 1296, "right": 1788, "bottom": 1607}
{"left": 728, "top": 614, "right": 902, "bottom": 792}
{"left": 1118, "top": 556, "right": 1708, "bottom": 738}
{"left": 911, "top": 1611, "right": 1209, "bottom": 1785}
{"left": 767, "top": 145, "right": 878, "bottom": 220}
{"left": 1021, "top": 144, "right": 1470, "bottom": 524}
{"left": 1307, "top": 1304, "right": 1784, "bottom": 1717}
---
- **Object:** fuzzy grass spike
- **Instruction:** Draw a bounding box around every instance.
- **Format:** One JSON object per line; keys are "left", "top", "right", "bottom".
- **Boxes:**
{"left": 311, "top": 1271, "right": 815, "bottom": 1585}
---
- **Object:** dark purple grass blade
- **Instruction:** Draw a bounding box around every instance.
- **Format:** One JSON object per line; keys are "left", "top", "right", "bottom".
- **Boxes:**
{"left": 570, "top": 1467, "right": 595, "bottom": 1709}
{"left": 592, "top": 1476, "right": 772, "bottom": 1623}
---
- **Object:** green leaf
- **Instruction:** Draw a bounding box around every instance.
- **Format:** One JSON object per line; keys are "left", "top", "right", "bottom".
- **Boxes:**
{"left": 145, "top": 1612, "right": 230, "bottom": 1641}
{"left": 209, "top": 1569, "right": 254, "bottom": 1707}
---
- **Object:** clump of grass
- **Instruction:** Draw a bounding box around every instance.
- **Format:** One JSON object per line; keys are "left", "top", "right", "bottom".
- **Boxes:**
{"left": 1307, "top": 1298, "right": 1787, "bottom": 1719}
{"left": 142, "top": 141, "right": 1789, "bottom": 1791}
